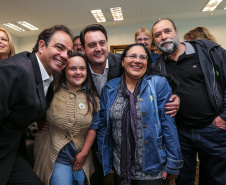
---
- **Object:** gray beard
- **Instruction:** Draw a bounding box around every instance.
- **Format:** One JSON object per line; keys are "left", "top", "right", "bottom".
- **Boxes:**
{"left": 156, "top": 36, "right": 179, "bottom": 55}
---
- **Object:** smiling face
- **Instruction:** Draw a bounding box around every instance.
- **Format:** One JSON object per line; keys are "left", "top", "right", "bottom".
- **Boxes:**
{"left": 65, "top": 56, "right": 87, "bottom": 91}
{"left": 152, "top": 19, "right": 179, "bottom": 55}
{"left": 84, "top": 30, "right": 108, "bottom": 69}
{"left": 122, "top": 45, "right": 148, "bottom": 81}
{"left": 38, "top": 31, "right": 73, "bottom": 75}
{"left": 136, "top": 32, "right": 151, "bottom": 49}
{"left": 0, "top": 30, "right": 10, "bottom": 60}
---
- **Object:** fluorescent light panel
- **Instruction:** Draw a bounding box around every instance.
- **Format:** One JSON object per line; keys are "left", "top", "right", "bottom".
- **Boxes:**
{"left": 17, "top": 21, "right": 39, "bottom": 30}
{"left": 202, "top": 0, "right": 222, "bottom": 11}
{"left": 2, "top": 23, "right": 26, "bottom": 32}
{"left": 110, "top": 7, "right": 123, "bottom": 21}
{"left": 91, "top": 9, "right": 106, "bottom": 22}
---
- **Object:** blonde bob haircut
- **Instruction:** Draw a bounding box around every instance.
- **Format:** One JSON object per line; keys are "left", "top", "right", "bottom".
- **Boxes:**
{"left": 135, "top": 27, "right": 152, "bottom": 41}
{"left": 0, "top": 27, "right": 16, "bottom": 57}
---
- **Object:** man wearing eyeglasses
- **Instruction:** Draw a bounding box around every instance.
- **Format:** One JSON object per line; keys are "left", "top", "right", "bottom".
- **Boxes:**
{"left": 0, "top": 25, "right": 73, "bottom": 185}
{"left": 135, "top": 27, "right": 160, "bottom": 62}
{"left": 72, "top": 35, "right": 84, "bottom": 53}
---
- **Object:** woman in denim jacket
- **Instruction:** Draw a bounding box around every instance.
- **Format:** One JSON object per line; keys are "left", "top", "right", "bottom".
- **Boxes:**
{"left": 97, "top": 44, "right": 183, "bottom": 185}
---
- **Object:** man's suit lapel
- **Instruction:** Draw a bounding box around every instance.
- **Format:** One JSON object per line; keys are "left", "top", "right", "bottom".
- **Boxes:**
{"left": 107, "top": 54, "right": 116, "bottom": 81}
{"left": 29, "top": 53, "right": 46, "bottom": 117}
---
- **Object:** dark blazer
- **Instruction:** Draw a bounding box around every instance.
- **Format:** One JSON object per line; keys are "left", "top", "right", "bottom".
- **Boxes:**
{"left": 0, "top": 52, "right": 46, "bottom": 185}
{"left": 90, "top": 52, "right": 123, "bottom": 97}
{"left": 107, "top": 52, "right": 123, "bottom": 81}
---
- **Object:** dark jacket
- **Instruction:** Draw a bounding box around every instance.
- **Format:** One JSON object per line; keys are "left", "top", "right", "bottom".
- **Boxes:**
{"left": 151, "top": 39, "right": 226, "bottom": 121}
{"left": 90, "top": 52, "right": 123, "bottom": 97}
{"left": 0, "top": 52, "right": 46, "bottom": 185}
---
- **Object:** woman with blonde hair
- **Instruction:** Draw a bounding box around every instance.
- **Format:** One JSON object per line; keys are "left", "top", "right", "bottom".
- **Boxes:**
{"left": 184, "top": 26, "right": 217, "bottom": 43}
{"left": 0, "top": 28, "right": 15, "bottom": 60}
{"left": 135, "top": 27, "right": 160, "bottom": 62}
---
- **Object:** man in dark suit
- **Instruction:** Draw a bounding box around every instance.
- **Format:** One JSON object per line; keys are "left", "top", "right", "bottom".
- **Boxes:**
{"left": 80, "top": 24, "right": 122, "bottom": 185}
{"left": 0, "top": 25, "right": 73, "bottom": 185}
{"left": 80, "top": 24, "right": 122, "bottom": 97}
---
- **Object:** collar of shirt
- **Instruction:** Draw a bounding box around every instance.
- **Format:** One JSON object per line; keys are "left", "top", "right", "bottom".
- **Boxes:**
{"left": 181, "top": 41, "right": 196, "bottom": 55}
{"left": 62, "top": 83, "right": 86, "bottom": 93}
{"left": 35, "top": 54, "right": 54, "bottom": 96}
{"left": 89, "top": 59, "right": 109, "bottom": 75}
{"left": 165, "top": 41, "right": 196, "bottom": 60}
{"left": 35, "top": 54, "right": 53, "bottom": 82}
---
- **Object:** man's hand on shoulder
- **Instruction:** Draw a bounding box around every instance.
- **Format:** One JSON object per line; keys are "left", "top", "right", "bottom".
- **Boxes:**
{"left": 165, "top": 94, "right": 180, "bottom": 117}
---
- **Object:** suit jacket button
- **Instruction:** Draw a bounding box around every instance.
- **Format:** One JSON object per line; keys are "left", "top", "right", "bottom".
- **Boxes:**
{"left": 144, "top": 141, "right": 148, "bottom": 145}
{"left": 143, "top": 125, "right": 147, "bottom": 129}
{"left": 142, "top": 112, "right": 146, "bottom": 116}
{"left": 139, "top": 98, "right": 143, "bottom": 101}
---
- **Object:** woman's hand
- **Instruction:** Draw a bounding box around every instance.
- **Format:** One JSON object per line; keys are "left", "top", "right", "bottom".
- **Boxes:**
{"left": 162, "top": 171, "right": 179, "bottom": 181}
{"left": 73, "top": 152, "right": 87, "bottom": 172}
{"left": 73, "top": 129, "right": 97, "bottom": 172}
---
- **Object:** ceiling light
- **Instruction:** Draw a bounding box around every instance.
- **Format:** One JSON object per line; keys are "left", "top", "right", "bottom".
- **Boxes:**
{"left": 2, "top": 23, "right": 26, "bottom": 32}
{"left": 202, "top": 0, "right": 222, "bottom": 11}
{"left": 110, "top": 7, "right": 123, "bottom": 21}
{"left": 91, "top": 9, "right": 106, "bottom": 22}
{"left": 17, "top": 21, "right": 39, "bottom": 30}
{"left": 224, "top": 7, "right": 226, "bottom": 9}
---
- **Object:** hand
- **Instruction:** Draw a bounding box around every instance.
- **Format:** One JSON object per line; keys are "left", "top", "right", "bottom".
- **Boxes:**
{"left": 162, "top": 171, "right": 179, "bottom": 181}
{"left": 37, "top": 120, "right": 48, "bottom": 133}
{"left": 213, "top": 116, "right": 226, "bottom": 130}
{"left": 165, "top": 95, "right": 180, "bottom": 117}
{"left": 73, "top": 152, "right": 87, "bottom": 172}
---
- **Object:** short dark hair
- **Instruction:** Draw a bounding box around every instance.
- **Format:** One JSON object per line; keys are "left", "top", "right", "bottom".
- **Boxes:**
{"left": 32, "top": 25, "right": 72, "bottom": 53}
{"left": 151, "top": 18, "right": 177, "bottom": 37}
{"left": 72, "top": 35, "right": 80, "bottom": 43}
{"left": 121, "top": 43, "right": 152, "bottom": 74}
{"left": 80, "top": 24, "right": 108, "bottom": 48}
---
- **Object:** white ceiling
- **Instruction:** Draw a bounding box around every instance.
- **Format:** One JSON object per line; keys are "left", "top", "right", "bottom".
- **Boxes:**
{"left": 1, "top": 0, "right": 226, "bottom": 37}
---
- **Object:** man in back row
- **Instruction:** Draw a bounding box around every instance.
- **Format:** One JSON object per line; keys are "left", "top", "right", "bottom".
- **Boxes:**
{"left": 72, "top": 35, "right": 84, "bottom": 53}
{"left": 80, "top": 24, "right": 181, "bottom": 185}
{"left": 152, "top": 18, "right": 226, "bottom": 185}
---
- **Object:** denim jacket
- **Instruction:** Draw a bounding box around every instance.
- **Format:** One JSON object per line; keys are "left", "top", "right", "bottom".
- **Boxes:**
{"left": 96, "top": 74, "right": 183, "bottom": 176}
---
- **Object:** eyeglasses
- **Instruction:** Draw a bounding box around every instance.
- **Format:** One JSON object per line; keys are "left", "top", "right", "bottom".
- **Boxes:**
{"left": 125, "top": 53, "right": 148, "bottom": 61}
{"left": 137, "top": 38, "right": 150, "bottom": 42}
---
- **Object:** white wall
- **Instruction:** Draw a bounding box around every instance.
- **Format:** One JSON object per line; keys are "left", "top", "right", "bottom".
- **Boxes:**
{"left": 16, "top": 15, "right": 226, "bottom": 53}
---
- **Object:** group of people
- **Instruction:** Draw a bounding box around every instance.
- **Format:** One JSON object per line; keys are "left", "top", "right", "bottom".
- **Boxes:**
{"left": 0, "top": 18, "right": 226, "bottom": 185}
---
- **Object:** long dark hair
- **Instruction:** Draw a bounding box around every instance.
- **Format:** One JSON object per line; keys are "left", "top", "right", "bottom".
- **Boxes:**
{"left": 55, "top": 52, "right": 99, "bottom": 115}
